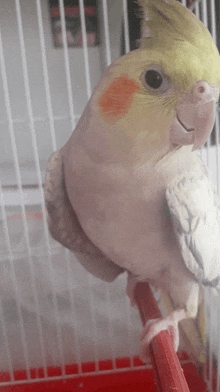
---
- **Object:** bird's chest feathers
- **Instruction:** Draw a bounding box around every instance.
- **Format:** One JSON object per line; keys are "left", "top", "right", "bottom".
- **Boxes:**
{"left": 66, "top": 158, "right": 177, "bottom": 273}
{"left": 69, "top": 159, "right": 163, "bottom": 222}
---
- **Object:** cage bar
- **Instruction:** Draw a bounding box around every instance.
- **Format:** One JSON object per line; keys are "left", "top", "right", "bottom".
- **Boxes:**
{"left": 36, "top": 0, "right": 57, "bottom": 153}
{"left": 15, "top": 0, "right": 66, "bottom": 376}
{"left": 59, "top": 0, "right": 77, "bottom": 129}
{"left": 65, "top": 249, "right": 83, "bottom": 374}
{"left": 122, "top": 0, "right": 130, "bottom": 54}
{"left": 79, "top": 0, "right": 92, "bottom": 99}
{"left": 105, "top": 285, "right": 117, "bottom": 370}
{"left": 0, "top": 288, "right": 14, "bottom": 382}
{"left": 0, "top": 182, "right": 31, "bottom": 380}
{"left": 102, "top": 0, "right": 111, "bottom": 66}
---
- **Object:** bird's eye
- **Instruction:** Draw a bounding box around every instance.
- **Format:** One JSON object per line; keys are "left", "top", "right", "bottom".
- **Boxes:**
{"left": 141, "top": 67, "right": 169, "bottom": 93}
{"left": 145, "top": 70, "right": 163, "bottom": 89}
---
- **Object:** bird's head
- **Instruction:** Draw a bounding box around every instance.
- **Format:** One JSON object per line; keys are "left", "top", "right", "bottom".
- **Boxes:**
{"left": 91, "top": 0, "right": 220, "bottom": 163}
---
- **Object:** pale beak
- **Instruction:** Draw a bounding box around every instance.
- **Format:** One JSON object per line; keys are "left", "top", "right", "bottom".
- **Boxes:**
{"left": 169, "top": 81, "right": 219, "bottom": 151}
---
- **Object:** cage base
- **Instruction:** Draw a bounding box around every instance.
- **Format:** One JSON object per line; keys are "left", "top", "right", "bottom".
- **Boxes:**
{"left": 0, "top": 360, "right": 208, "bottom": 392}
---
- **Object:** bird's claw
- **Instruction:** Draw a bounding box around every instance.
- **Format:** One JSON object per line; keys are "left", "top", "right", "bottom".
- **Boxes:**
{"left": 139, "top": 309, "right": 187, "bottom": 363}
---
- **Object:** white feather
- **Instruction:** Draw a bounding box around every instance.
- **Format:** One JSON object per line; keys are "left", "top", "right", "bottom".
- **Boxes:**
{"left": 166, "top": 160, "right": 220, "bottom": 289}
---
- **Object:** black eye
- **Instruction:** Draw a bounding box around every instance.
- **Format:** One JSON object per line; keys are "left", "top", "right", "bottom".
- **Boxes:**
{"left": 145, "top": 70, "right": 163, "bottom": 89}
{"left": 141, "top": 67, "right": 169, "bottom": 93}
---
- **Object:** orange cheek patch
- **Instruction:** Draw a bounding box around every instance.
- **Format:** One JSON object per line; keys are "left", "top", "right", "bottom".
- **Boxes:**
{"left": 98, "top": 75, "right": 140, "bottom": 120}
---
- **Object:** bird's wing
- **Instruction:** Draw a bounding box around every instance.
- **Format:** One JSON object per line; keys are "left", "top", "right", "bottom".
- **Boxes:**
{"left": 166, "top": 160, "right": 220, "bottom": 290}
{"left": 163, "top": 159, "right": 220, "bottom": 364}
{"left": 44, "top": 150, "right": 124, "bottom": 282}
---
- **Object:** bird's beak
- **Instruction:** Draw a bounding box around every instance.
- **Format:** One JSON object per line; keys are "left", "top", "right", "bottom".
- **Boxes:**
{"left": 169, "top": 81, "right": 219, "bottom": 151}
{"left": 191, "top": 100, "right": 216, "bottom": 151}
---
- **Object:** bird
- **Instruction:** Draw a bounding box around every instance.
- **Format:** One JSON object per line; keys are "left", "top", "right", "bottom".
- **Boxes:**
{"left": 44, "top": 0, "right": 220, "bottom": 363}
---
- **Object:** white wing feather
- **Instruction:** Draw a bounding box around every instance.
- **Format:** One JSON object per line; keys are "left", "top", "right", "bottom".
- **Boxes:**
{"left": 166, "top": 161, "right": 220, "bottom": 289}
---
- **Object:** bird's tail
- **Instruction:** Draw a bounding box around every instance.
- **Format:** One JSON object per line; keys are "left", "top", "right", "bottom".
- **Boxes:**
{"left": 156, "top": 287, "right": 206, "bottom": 365}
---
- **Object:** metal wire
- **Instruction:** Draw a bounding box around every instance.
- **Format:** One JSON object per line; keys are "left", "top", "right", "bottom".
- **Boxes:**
{"left": 59, "top": 0, "right": 77, "bottom": 129}
{"left": 0, "top": 264, "right": 14, "bottom": 382}
{"left": 79, "top": 0, "right": 92, "bottom": 99}
{"left": 0, "top": 181, "right": 31, "bottom": 379}
{"left": 102, "top": 0, "right": 111, "bottom": 66}
{"left": 15, "top": 0, "right": 65, "bottom": 376}
{"left": 36, "top": 0, "right": 57, "bottom": 153}
{"left": 65, "top": 249, "right": 82, "bottom": 374}
{"left": 122, "top": 0, "right": 130, "bottom": 54}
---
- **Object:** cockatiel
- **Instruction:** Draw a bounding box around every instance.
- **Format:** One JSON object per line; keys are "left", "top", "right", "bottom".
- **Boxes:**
{"left": 45, "top": 0, "right": 220, "bottom": 363}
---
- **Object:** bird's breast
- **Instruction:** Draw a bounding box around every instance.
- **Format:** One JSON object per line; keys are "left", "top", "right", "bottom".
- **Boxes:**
{"left": 64, "top": 153, "right": 184, "bottom": 280}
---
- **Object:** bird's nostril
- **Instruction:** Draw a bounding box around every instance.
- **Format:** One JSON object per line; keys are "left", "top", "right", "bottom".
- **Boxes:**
{"left": 198, "top": 86, "right": 205, "bottom": 94}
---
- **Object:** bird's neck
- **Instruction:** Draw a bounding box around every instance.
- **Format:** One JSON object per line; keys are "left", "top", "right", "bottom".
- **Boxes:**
{"left": 154, "top": 145, "right": 197, "bottom": 182}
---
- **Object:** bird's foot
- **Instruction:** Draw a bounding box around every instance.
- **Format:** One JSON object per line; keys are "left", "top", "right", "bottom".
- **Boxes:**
{"left": 139, "top": 309, "right": 187, "bottom": 363}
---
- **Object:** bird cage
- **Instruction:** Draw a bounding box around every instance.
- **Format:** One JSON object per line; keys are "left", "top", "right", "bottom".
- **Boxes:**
{"left": 0, "top": 0, "right": 220, "bottom": 391}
